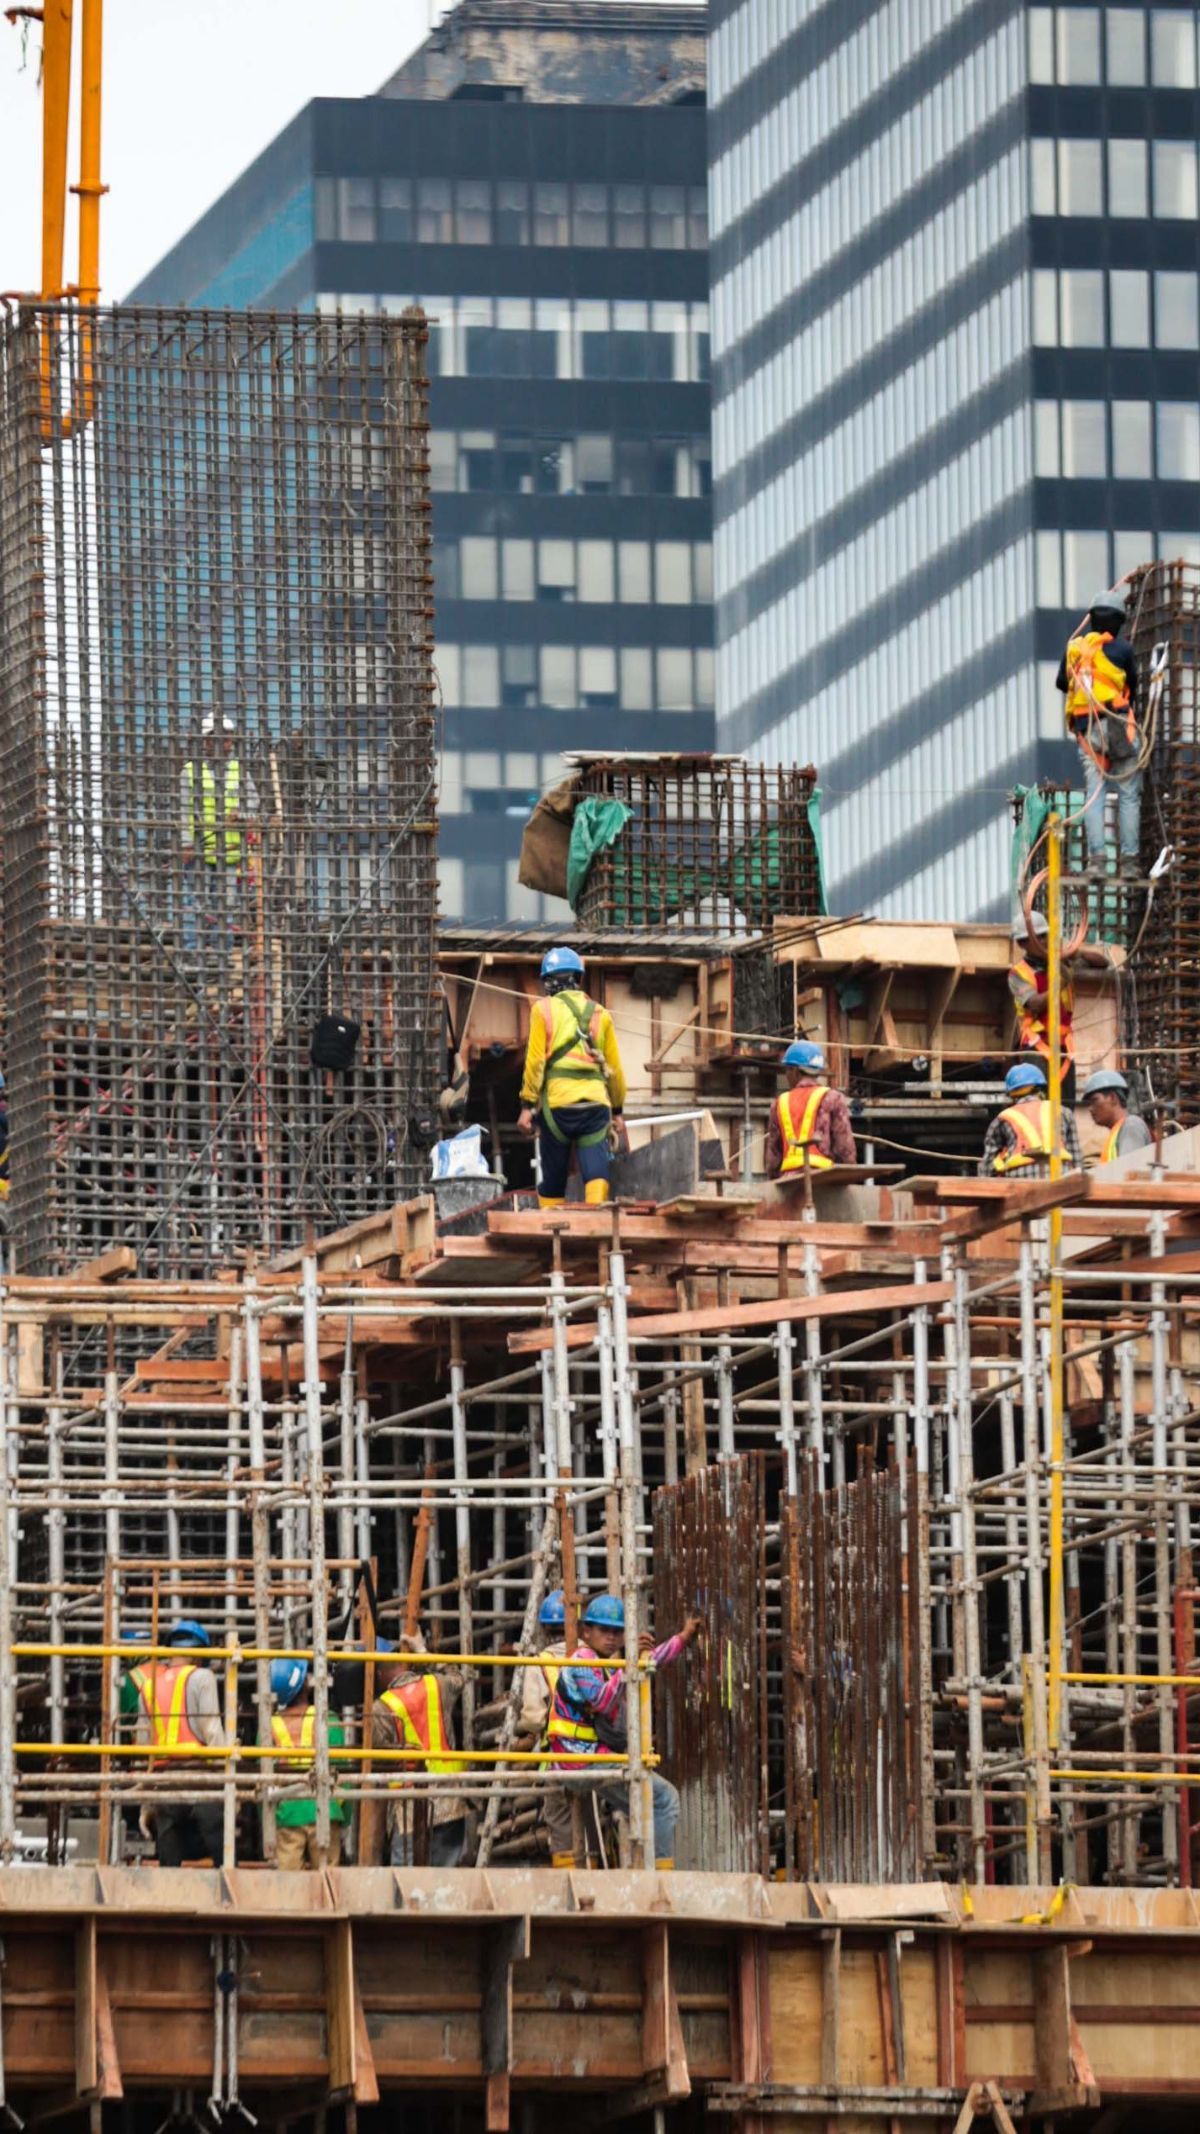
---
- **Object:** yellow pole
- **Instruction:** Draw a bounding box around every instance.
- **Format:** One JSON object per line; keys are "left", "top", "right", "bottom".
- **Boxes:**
{"left": 75, "top": 0, "right": 104, "bottom": 304}
{"left": 1046, "top": 816, "right": 1065, "bottom": 1756}
{"left": 40, "top": 0, "right": 74, "bottom": 299}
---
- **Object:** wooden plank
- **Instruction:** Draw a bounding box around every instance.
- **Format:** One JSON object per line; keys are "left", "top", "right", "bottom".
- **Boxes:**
{"left": 820, "top": 1929, "right": 841, "bottom": 2086}
{"left": 75, "top": 1918, "right": 98, "bottom": 2097}
{"left": 70, "top": 1248, "right": 138, "bottom": 1284}
{"left": 326, "top": 1918, "right": 378, "bottom": 2102}
{"left": 483, "top": 1916, "right": 531, "bottom": 2133}
{"left": 507, "top": 1279, "right": 954, "bottom": 1356}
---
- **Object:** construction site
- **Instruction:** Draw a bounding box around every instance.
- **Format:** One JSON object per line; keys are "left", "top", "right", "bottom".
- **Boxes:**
{"left": 3, "top": 282, "right": 1200, "bottom": 2134}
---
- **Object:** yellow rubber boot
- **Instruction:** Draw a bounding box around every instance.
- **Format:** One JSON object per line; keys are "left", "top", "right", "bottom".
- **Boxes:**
{"left": 551, "top": 1850, "right": 576, "bottom": 1869}
{"left": 584, "top": 1178, "right": 610, "bottom": 1206}
{"left": 538, "top": 1195, "right": 566, "bottom": 1210}
{"left": 655, "top": 1857, "right": 675, "bottom": 1871}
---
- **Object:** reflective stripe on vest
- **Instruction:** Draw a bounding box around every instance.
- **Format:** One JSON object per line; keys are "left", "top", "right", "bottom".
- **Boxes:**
{"left": 1103, "top": 1121, "right": 1123, "bottom": 1163}
{"left": 993, "top": 1101, "right": 1054, "bottom": 1174}
{"left": 184, "top": 758, "right": 242, "bottom": 866}
{"left": 134, "top": 1661, "right": 202, "bottom": 1761}
{"left": 538, "top": 993, "right": 608, "bottom": 1086}
{"left": 1065, "top": 632, "right": 1132, "bottom": 725}
{"left": 777, "top": 1084, "right": 833, "bottom": 1172}
{"left": 380, "top": 1676, "right": 465, "bottom": 1778}
{"left": 270, "top": 1706, "right": 316, "bottom": 1769}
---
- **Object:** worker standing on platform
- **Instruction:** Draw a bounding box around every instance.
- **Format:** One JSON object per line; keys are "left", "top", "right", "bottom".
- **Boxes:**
{"left": 766, "top": 1041, "right": 857, "bottom": 1177}
{"left": 131, "top": 1620, "right": 228, "bottom": 1866}
{"left": 544, "top": 1594, "right": 703, "bottom": 1871}
{"left": 517, "top": 948, "right": 627, "bottom": 1209}
{"left": 1081, "top": 1069, "right": 1152, "bottom": 1162}
{"left": 372, "top": 1635, "right": 468, "bottom": 1867}
{"left": 514, "top": 1589, "right": 571, "bottom": 1862}
{"left": 979, "top": 1063, "right": 1082, "bottom": 1177}
{"left": 180, "top": 713, "right": 260, "bottom": 955}
{"left": 266, "top": 1658, "right": 348, "bottom": 1868}
{"left": 1056, "top": 592, "right": 1141, "bottom": 877}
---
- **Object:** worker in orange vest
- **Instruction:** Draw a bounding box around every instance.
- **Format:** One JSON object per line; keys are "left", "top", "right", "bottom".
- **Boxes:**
{"left": 765, "top": 1041, "right": 857, "bottom": 1178}
{"left": 979, "top": 1064, "right": 1082, "bottom": 1177}
{"left": 1056, "top": 592, "right": 1141, "bottom": 877}
{"left": 131, "top": 1619, "right": 228, "bottom": 1865}
{"left": 371, "top": 1634, "right": 468, "bottom": 1867}
{"left": 517, "top": 947, "right": 627, "bottom": 1209}
{"left": 1009, "top": 912, "right": 1112, "bottom": 1103}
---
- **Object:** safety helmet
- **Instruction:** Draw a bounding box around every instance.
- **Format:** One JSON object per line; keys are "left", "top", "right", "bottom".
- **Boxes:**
{"left": 1080, "top": 1069, "right": 1128, "bottom": 1101}
{"left": 270, "top": 1657, "right": 308, "bottom": 1707}
{"left": 539, "top": 1588, "right": 566, "bottom": 1628}
{"left": 1088, "top": 592, "right": 1126, "bottom": 627}
{"left": 782, "top": 1039, "right": 826, "bottom": 1072}
{"left": 168, "top": 1618, "right": 211, "bottom": 1648}
{"left": 582, "top": 1594, "right": 625, "bottom": 1630}
{"left": 1015, "top": 911, "right": 1049, "bottom": 940}
{"left": 1004, "top": 1063, "right": 1047, "bottom": 1096}
{"left": 201, "top": 714, "right": 236, "bottom": 738}
{"left": 541, "top": 945, "right": 584, "bottom": 981}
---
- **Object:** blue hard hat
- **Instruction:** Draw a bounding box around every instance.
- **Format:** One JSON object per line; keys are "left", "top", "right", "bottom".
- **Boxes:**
{"left": 539, "top": 1588, "right": 566, "bottom": 1628}
{"left": 783, "top": 1040, "right": 825, "bottom": 1072}
{"left": 168, "top": 1618, "right": 210, "bottom": 1648}
{"left": 582, "top": 1594, "right": 625, "bottom": 1631}
{"left": 541, "top": 945, "right": 584, "bottom": 981}
{"left": 1005, "top": 1063, "right": 1047, "bottom": 1096}
{"left": 270, "top": 1657, "right": 308, "bottom": 1707}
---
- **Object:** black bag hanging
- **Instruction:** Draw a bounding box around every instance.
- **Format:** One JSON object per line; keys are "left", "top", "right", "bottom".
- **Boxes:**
{"left": 311, "top": 1012, "right": 361, "bottom": 1072}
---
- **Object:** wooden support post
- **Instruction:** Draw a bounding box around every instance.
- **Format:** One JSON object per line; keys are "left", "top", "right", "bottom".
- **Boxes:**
{"left": 75, "top": 1918, "right": 122, "bottom": 2103}
{"left": 820, "top": 1928, "right": 841, "bottom": 2087}
{"left": 326, "top": 1919, "right": 379, "bottom": 2106}
{"left": 482, "top": 1916, "right": 531, "bottom": 2133}
{"left": 1032, "top": 1943, "right": 1099, "bottom": 2116}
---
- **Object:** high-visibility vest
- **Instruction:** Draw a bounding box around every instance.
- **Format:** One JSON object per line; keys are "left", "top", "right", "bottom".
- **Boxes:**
{"left": 133, "top": 1661, "right": 203, "bottom": 1763}
{"left": 270, "top": 1706, "right": 317, "bottom": 1770}
{"left": 537, "top": 992, "right": 611, "bottom": 1110}
{"left": 993, "top": 1101, "right": 1054, "bottom": 1174}
{"left": 547, "top": 1646, "right": 603, "bottom": 1763}
{"left": 1102, "top": 1120, "right": 1124, "bottom": 1163}
{"left": 777, "top": 1084, "right": 833, "bottom": 1172}
{"left": 379, "top": 1677, "right": 465, "bottom": 1780}
{"left": 1064, "top": 631, "right": 1133, "bottom": 735}
{"left": 184, "top": 757, "right": 242, "bottom": 866}
{"left": 538, "top": 1648, "right": 564, "bottom": 1704}
{"left": 1011, "top": 959, "right": 1075, "bottom": 1057}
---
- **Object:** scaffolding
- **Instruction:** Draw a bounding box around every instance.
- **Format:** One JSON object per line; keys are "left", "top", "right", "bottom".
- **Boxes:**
{"left": 0, "top": 303, "right": 440, "bottom": 1278}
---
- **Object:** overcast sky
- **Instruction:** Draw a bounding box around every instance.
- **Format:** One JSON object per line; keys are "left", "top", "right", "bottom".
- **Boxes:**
{"left": 0, "top": 0, "right": 431, "bottom": 301}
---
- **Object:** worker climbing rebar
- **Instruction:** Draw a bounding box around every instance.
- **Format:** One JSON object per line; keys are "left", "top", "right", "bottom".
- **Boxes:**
{"left": 518, "top": 947, "right": 627, "bottom": 1210}
{"left": 766, "top": 1040, "right": 857, "bottom": 1177}
{"left": 1008, "top": 912, "right": 1112, "bottom": 1104}
{"left": 1056, "top": 590, "right": 1141, "bottom": 877}
{"left": 180, "top": 713, "right": 261, "bottom": 957}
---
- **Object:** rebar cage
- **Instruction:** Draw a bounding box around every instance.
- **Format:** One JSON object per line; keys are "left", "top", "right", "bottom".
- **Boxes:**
{"left": 0, "top": 304, "right": 440, "bottom": 1276}
{"left": 1130, "top": 558, "right": 1200, "bottom": 1125}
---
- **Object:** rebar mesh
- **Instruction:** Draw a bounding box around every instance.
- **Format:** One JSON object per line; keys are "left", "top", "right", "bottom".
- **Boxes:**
{"left": 1130, "top": 559, "right": 1200, "bottom": 1125}
{"left": 572, "top": 756, "right": 822, "bottom": 934}
{"left": 0, "top": 304, "right": 439, "bottom": 1275}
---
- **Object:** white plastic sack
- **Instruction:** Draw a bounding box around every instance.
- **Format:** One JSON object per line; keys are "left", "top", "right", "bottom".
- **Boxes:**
{"left": 430, "top": 1125, "right": 492, "bottom": 1180}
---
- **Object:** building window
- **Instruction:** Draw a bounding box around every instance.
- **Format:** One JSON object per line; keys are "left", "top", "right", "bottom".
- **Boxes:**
{"left": 656, "top": 648, "right": 692, "bottom": 711}
{"left": 432, "top": 539, "right": 459, "bottom": 599}
{"left": 1028, "top": 7, "right": 1055, "bottom": 82}
{"left": 613, "top": 184, "right": 645, "bottom": 248}
{"left": 1155, "top": 270, "right": 1200, "bottom": 349}
{"left": 379, "top": 178, "right": 413, "bottom": 241}
{"left": 1036, "top": 531, "right": 1063, "bottom": 609}
{"left": 1033, "top": 268, "right": 1058, "bottom": 345}
{"left": 533, "top": 182, "right": 570, "bottom": 244}
{"left": 456, "top": 180, "right": 491, "bottom": 245}
{"left": 1113, "top": 530, "right": 1152, "bottom": 578}
{"left": 1059, "top": 269, "right": 1104, "bottom": 346}
{"left": 578, "top": 540, "right": 615, "bottom": 604}
{"left": 417, "top": 178, "right": 453, "bottom": 242}
{"left": 1058, "top": 139, "right": 1102, "bottom": 216}
{"left": 540, "top": 646, "right": 575, "bottom": 708}
{"left": 501, "top": 646, "right": 538, "bottom": 708}
{"left": 618, "top": 541, "right": 651, "bottom": 603}
{"left": 1151, "top": 10, "right": 1199, "bottom": 87}
{"left": 1061, "top": 400, "right": 1107, "bottom": 477}
{"left": 463, "top": 646, "right": 499, "bottom": 706}
{"left": 496, "top": 433, "right": 532, "bottom": 493}
{"left": 579, "top": 647, "right": 618, "bottom": 708}
{"left": 575, "top": 435, "right": 614, "bottom": 494}
{"left": 1063, "top": 531, "right": 1110, "bottom": 606}
{"left": 687, "top": 185, "right": 708, "bottom": 248}
{"left": 573, "top": 184, "right": 608, "bottom": 247}
{"left": 1056, "top": 5, "right": 1102, "bottom": 83}
{"left": 649, "top": 184, "right": 688, "bottom": 249}
{"left": 429, "top": 431, "right": 456, "bottom": 491}
{"left": 338, "top": 177, "right": 375, "bottom": 242}
{"left": 1153, "top": 142, "right": 1199, "bottom": 219}
{"left": 1034, "top": 400, "right": 1060, "bottom": 477}
{"left": 1109, "top": 268, "right": 1150, "bottom": 346}
{"left": 537, "top": 540, "right": 576, "bottom": 602}
{"left": 1110, "top": 400, "right": 1152, "bottom": 478}
{"left": 1031, "top": 139, "right": 1056, "bottom": 214}
{"left": 459, "top": 430, "right": 496, "bottom": 490}
{"left": 1106, "top": 7, "right": 1146, "bottom": 84}
{"left": 535, "top": 439, "right": 572, "bottom": 494}
{"left": 495, "top": 181, "right": 529, "bottom": 245}
{"left": 501, "top": 539, "right": 534, "bottom": 602}
{"left": 1158, "top": 403, "right": 1200, "bottom": 482}
{"left": 1107, "top": 139, "right": 1147, "bottom": 217}
{"left": 620, "top": 647, "right": 653, "bottom": 710}
{"left": 460, "top": 537, "right": 498, "bottom": 601}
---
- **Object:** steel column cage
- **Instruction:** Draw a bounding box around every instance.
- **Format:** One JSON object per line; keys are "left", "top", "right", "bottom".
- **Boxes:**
{"left": 0, "top": 303, "right": 440, "bottom": 1275}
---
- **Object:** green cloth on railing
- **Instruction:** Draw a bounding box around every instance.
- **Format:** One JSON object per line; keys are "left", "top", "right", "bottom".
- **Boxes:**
{"left": 574, "top": 804, "right": 828, "bottom": 926}
{"left": 566, "top": 797, "right": 633, "bottom": 908}
{"left": 807, "top": 784, "right": 828, "bottom": 915}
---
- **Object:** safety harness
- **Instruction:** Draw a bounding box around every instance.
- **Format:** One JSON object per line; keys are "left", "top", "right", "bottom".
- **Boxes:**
{"left": 1064, "top": 630, "right": 1136, "bottom": 776}
{"left": 1011, "top": 959, "right": 1074, "bottom": 1057}
{"left": 537, "top": 992, "right": 612, "bottom": 1147}
{"left": 992, "top": 1101, "right": 1054, "bottom": 1174}
{"left": 777, "top": 1083, "right": 833, "bottom": 1172}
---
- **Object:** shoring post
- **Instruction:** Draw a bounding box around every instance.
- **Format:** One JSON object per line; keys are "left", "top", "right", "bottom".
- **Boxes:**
{"left": 801, "top": 1205, "right": 824, "bottom": 1470}
{"left": 224, "top": 1325, "right": 244, "bottom": 1670}
{"left": 716, "top": 1269, "right": 735, "bottom": 1463}
{"left": 1019, "top": 1232, "right": 1052, "bottom": 1880}
{"left": 953, "top": 1259, "right": 987, "bottom": 1878}
{"left": 609, "top": 1240, "right": 653, "bottom": 1868}
{"left": 549, "top": 1265, "right": 578, "bottom": 1652}
{"left": 998, "top": 1393, "right": 1025, "bottom": 1685}
{"left": 47, "top": 1344, "right": 66, "bottom": 1751}
{"left": 1046, "top": 815, "right": 1066, "bottom": 1773}
{"left": 301, "top": 1240, "right": 332, "bottom": 1861}
{"left": 245, "top": 1270, "right": 277, "bottom": 1860}
{"left": 911, "top": 1257, "right": 937, "bottom": 1869}
{"left": 338, "top": 1365, "right": 357, "bottom": 1611}
{"left": 1149, "top": 1205, "right": 1178, "bottom": 1866}
{"left": 0, "top": 1301, "right": 17, "bottom": 1857}
{"left": 597, "top": 1303, "right": 622, "bottom": 1589}
{"left": 941, "top": 1244, "right": 966, "bottom": 1682}
{"left": 1118, "top": 1335, "right": 1139, "bottom": 1876}
{"left": 103, "top": 1364, "right": 122, "bottom": 1853}
{"left": 449, "top": 1320, "right": 476, "bottom": 1752}
{"left": 777, "top": 1318, "right": 798, "bottom": 1498}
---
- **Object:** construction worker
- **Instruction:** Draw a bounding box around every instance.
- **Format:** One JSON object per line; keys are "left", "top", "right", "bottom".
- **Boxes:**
{"left": 266, "top": 1658, "right": 348, "bottom": 1868}
{"left": 544, "top": 1594, "right": 703, "bottom": 1871}
{"left": 1009, "top": 912, "right": 1112, "bottom": 1102}
{"left": 131, "top": 1619, "right": 228, "bottom": 1866}
{"left": 371, "top": 1634, "right": 468, "bottom": 1867}
{"left": 516, "top": 1588, "right": 568, "bottom": 1747}
{"left": 979, "top": 1063, "right": 1082, "bottom": 1177}
{"left": 1081, "top": 1068, "right": 1152, "bottom": 1162}
{"left": 180, "top": 713, "right": 259, "bottom": 954}
{"left": 517, "top": 947, "right": 627, "bottom": 1209}
{"left": 1056, "top": 592, "right": 1141, "bottom": 877}
{"left": 766, "top": 1040, "right": 857, "bottom": 1177}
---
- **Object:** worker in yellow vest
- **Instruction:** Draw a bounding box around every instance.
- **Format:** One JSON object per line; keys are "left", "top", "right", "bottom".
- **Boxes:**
{"left": 979, "top": 1064, "right": 1082, "bottom": 1177}
{"left": 131, "top": 1618, "right": 228, "bottom": 1865}
{"left": 180, "top": 714, "right": 260, "bottom": 954}
{"left": 266, "top": 1658, "right": 348, "bottom": 1868}
{"left": 766, "top": 1041, "right": 857, "bottom": 1177}
{"left": 1081, "top": 1069, "right": 1152, "bottom": 1163}
{"left": 1056, "top": 592, "right": 1141, "bottom": 878}
{"left": 517, "top": 947, "right": 627, "bottom": 1209}
{"left": 371, "top": 1635, "right": 468, "bottom": 1867}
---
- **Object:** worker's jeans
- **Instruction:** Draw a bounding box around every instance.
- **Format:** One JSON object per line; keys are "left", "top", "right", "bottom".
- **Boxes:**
{"left": 544, "top": 1770, "right": 680, "bottom": 1863}
{"left": 154, "top": 1798, "right": 223, "bottom": 1866}
{"left": 1077, "top": 743, "right": 1142, "bottom": 862}
{"left": 537, "top": 1103, "right": 612, "bottom": 1202}
{"left": 389, "top": 1812, "right": 467, "bottom": 1868}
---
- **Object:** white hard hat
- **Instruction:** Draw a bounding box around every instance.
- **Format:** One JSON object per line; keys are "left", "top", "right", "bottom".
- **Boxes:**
{"left": 201, "top": 714, "right": 235, "bottom": 737}
{"left": 1016, "top": 911, "right": 1049, "bottom": 939}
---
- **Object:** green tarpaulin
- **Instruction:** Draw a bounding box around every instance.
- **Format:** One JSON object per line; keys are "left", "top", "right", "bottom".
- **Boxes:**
{"left": 566, "top": 796, "right": 633, "bottom": 909}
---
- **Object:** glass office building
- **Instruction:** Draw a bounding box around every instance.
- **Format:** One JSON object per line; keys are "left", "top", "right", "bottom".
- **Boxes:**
{"left": 709, "top": 0, "right": 1200, "bottom": 919}
{"left": 129, "top": 0, "right": 712, "bottom": 923}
